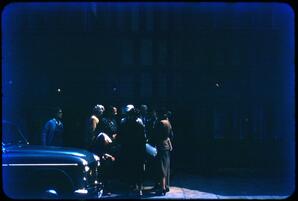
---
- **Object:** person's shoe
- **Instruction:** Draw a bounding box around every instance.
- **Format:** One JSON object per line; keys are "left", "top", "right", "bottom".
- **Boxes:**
{"left": 163, "top": 189, "right": 167, "bottom": 196}
{"left": 156, "top": 189, "right": 166, "bottom": 196}
{"left": 166, "top": 187, "right": 170, "bottom": 192}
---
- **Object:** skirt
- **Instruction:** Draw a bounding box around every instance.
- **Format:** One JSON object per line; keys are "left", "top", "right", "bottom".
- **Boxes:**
{"left": 156, "top": 150, "right": 170, "bottom": 178}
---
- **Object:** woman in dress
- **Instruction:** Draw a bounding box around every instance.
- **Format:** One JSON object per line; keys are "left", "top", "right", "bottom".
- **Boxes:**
{"left": 153, "top": 108, "right": 173, "bottom": 196}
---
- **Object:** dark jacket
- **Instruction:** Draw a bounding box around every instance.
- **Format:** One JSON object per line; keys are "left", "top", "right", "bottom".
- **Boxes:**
{"left": 41, "top": 118, "right": 64, "bottom": 146}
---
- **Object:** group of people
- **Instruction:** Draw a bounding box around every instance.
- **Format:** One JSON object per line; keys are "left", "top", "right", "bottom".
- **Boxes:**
{"left": 41, "top": 104, "right": 174, "bottom": 196}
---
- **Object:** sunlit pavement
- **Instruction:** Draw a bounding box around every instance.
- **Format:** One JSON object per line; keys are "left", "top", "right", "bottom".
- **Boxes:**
{"left": 100, "top": 172, "right": 291, "bottom": 199}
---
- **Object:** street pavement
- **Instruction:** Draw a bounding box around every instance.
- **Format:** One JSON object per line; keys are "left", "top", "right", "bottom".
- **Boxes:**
{"left": 100, "top": 171, "right": 292, "bottom": 199}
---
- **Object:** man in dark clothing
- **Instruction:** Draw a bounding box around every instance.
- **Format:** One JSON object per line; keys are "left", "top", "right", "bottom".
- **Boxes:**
{"left": 101, "top": 106, "right": 118, "bottom": 140}
{"left": 118, "top": 106, "right": 146, "bottom": 196}
{"left": 100, "top": 106, "right": 121, "bottom": 178}
{"left": 41, "top": 107, "right": 64, "bottom": 146}
{"left": 139, "top": 105, "right": 149, "bottom": 135}
{"left": 146, "top": 109, "right": 158, "bottom": 144}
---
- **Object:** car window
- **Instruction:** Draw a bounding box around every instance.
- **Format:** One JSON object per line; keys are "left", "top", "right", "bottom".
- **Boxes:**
{"left": 2, "top": 122, "right": 28, "bottom": 145}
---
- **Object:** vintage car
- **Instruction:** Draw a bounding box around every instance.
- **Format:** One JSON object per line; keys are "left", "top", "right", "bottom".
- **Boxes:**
{"left": 2, "top": 120, "right": 103, "bottom": 199}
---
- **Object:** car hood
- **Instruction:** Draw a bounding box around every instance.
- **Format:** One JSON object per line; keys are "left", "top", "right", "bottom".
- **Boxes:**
{"left": 2, "top": 145, "right": 98, "bottom": 165}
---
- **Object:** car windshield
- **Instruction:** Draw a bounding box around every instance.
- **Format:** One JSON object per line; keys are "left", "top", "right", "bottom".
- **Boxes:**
{"left": 2, "top": 121, "right": 28, "bottom": 145}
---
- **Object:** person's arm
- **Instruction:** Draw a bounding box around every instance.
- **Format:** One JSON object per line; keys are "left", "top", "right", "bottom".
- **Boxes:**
{"left": 168, "top": 137, "right": 173, "bottom": 151}
{"left": 103, "top": 153, "right": 115, "bottom": 161}
{"left": 91, "top": 118, "right": 97, "bottom": 132}
{"left": 57, "top": 123, "right": 64, "bottom": 146}
{"left": 169, "top": 126, "right": 174, "bottom": 141}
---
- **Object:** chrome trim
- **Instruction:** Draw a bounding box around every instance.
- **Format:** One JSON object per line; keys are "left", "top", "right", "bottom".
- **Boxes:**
{"left": 80, "top": 159, "right": 88, "bottom": 166}
{"left": 74, "top": 189, "right": 88, "bottom": 194}
{"left": 93, "top": 154, "right": 100, "bottom": 161}
{"left": 46, "top": 189, "right": 58, "bottom": 195}
{"left": 2, "top": 163, "right": 78, "bottom": 166}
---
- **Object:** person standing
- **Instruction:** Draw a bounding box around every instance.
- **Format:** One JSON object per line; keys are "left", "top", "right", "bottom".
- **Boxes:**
{"left": 146, "top": 109, "right": 160, "bottom": 188}
{"left": 146, "top": 109, "right": 158, "bottom": 144}
{"left": 101, "top": 105, "right": 118, "bottom": 140}
{"left": 139, "top": 104, "right": 150, "bottom": 137}
{"left": 41, "top": 107, "right": 64, "bottom": 146}
{"left": 100, "top": 105, "right": 121, "bottom": 173}
{"left": 118, "top": 106, "right": 146, "bottom": 196}
{"left": 91, "top": 132, "right": 115, "bottom": 196}
{"left": 84, "top": 104, "right": 105, "bottom": 149}
{"left": 153, "top": 108, "right": 173, "bottom": 196}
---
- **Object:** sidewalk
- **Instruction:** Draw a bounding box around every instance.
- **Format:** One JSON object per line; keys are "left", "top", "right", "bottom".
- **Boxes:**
{"left": 101, "top": 172, "right": 292, "bottom": 199}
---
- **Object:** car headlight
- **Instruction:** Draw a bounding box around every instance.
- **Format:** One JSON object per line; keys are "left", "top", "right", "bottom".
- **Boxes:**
{"left": 84, "top": 166, "right": 90, "bottom": 172}
{"left": 93, "top": 154, "right": 100, "bottom": 161}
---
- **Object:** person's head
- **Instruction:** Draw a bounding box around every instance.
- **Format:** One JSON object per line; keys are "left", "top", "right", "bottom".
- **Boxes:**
{"left": 124, "top": 104, "right": 134, "bottom": 114}
{"left": 134, "top": 107, "right": 141, "bottom": 117}
{"left": 167, "top": 111, "right": 172, "bottom": 119}
{"left": 120, "top": 104, "right": 134, "bottom": 119}
{"left": 151, "top": 109, "right": 157, "bottom": 119}
{"left": 112, "top": 107, "right": 118, "bottom": 116}
{"left": 105, "top": 105, "right": 117, "bottom": 118}
{"left": 54, "top": 107, "right": 63, "bottom": 120}
{"left": 125, "top": 104, "right": 137, "bottom": 119}
{"left": 93, "top": 104, "right": 105, "bottom": 117}
{"left": 140, "top": 105, "right": 148, "bottom": 116}
{"left": 126, "top": 104, "right": 134, "bottom": 112}
{"left": 157, "top": 108, "right": 168, "bottom": 120}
